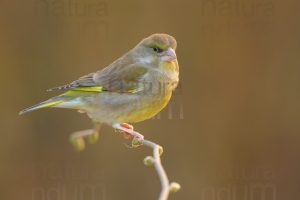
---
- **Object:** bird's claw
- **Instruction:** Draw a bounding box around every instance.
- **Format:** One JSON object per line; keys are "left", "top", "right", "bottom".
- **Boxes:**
{"left": 116, "top": 123, "right": 135, "bottom": 139}
{"left": 114, "top": 123, "right": 144, "bottom": 147}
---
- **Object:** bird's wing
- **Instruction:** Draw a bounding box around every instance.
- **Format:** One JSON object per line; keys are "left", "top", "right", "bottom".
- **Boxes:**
{"left": 48, "top": 64, "right": 148, "bottom": 93}
{"left": 48, "top": 73, "right": 96, "bottom": 91}
{"left": 93, "top": 64, "right": 148, "bottom": 93}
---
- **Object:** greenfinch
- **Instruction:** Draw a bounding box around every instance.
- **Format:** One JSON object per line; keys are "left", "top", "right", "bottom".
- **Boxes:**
{"left": 20, "top": 33, "right": 179, "bottom": 140}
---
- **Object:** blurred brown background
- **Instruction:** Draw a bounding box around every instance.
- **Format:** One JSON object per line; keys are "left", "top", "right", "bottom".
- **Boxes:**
{"left": 1, "top": 0, "right": 300, "bottom": 199}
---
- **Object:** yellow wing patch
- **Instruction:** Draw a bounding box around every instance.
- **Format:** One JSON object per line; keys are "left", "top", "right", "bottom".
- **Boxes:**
{"left": 72, "top": 86, "right": 103, "bottom": 92}
{"left": 63, "top": 86, "right": 103, "bottom": 97}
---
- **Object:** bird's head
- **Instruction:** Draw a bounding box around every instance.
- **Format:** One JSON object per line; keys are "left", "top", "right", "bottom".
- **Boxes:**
{"left": 132, "top": 33, "right": 178, "bottom": 66}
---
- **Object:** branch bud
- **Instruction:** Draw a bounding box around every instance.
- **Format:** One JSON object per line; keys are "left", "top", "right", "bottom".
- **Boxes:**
{"left": 70, "top": 136, "right": 85, "bottom": 151}
{"left": 131, "top": 138, "right": 142, "bottom": 148}
{"left": 169, "top": 182, "right": 181, "bottom": 193}
{"left": 158, "top": 146, "right": 164, "bottom": 156}
{"left": 143, "top": 156, "right": 154, "bottom": 166}
{"left": 87, "top": 132, "right": 99, "bottom": 144}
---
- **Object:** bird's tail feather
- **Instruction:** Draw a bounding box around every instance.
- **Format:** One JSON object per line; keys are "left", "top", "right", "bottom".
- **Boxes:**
{"left": 19, "top": 96, "right": 66, "bottom": 115}
{"left": 19, "top": 89, "right": 95, "bottom": 115}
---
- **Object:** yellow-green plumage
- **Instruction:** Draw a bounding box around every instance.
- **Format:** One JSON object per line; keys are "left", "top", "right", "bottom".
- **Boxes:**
{"left": 20, "top": 33, "right": 179, "bottom": 127}
{"left": 69, "top": 86, "right": 103, "bottom": 93}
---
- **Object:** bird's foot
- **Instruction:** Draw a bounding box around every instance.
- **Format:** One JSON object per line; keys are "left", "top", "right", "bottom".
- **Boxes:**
{"left": 119, "top": 123, "right": 134, "bottom": 139}
{"left": 113, "top": 123, "right": 144, "bottom": 147}
{"left": 121, "top": 123, "right": 144, "bottom": 148}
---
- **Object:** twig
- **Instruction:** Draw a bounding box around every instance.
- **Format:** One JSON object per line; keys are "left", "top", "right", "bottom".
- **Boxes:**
{"left": 140, "top": 139, "right": 171, "bottom": 200}
{"left": 125, "top": 130, "right": 181, "bottom": 200}
{"left": 72, "top": 123, "right": 181, "bottom": 199}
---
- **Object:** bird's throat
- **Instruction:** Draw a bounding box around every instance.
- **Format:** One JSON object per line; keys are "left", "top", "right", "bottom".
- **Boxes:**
{"left": 160, "top": 60, "right": 179, "bottom": 73}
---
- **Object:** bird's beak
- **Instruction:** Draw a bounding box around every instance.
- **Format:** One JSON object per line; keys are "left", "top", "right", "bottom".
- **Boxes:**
{"left": 161, "top": 48, "right": 177, "bottom": 62}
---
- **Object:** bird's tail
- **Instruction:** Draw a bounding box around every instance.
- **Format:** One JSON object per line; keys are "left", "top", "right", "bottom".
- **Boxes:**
{"left": 19, "top": 89, "right": 94, "bottom": 115}
{"left": 19, "top": 96, "right": 67, "bottom": 115}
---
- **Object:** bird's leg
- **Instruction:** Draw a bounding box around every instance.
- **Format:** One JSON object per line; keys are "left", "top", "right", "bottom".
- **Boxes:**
{"left": 69, "top": 123, "right": 101, "bottom": 151}
{"left": 113, "top": 123, "right": 144, "bottom": 140}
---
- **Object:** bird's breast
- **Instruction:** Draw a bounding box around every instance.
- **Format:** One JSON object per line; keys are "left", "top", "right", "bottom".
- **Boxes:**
{"left": 117, "top": 89, "right": 173, "bottom": 123}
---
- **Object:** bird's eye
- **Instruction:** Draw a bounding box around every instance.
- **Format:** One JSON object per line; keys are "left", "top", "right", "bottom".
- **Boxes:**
{"left": 152, "top": 47, "right": 163, "bottom": 53}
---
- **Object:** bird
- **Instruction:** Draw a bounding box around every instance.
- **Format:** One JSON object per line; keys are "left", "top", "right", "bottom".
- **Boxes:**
{"left": 20, "top": 33, "right": 179, "bottom": 148}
